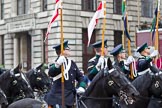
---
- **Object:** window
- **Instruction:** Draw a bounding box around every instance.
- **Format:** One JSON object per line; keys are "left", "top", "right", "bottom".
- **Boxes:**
{"left": 17, "top": 0, "right": 29, "bottom": 15}
{"left": 0, "top": 35, "right": 4, "bottom": 66}
{"left": 141, "top": 0, "right": 153, "bottom": 17}
{"left": 1, "top": 0, "right": 4, "bottom": 19}
{"left": 42, "top": 29, "right": 48, "bottom": 63}
{"left": 82, "top": 0, "right": 97, "bottom": 11}
{"left": 114, "top": 30, "right": 122, "bottom": 47}
{"left": 113, "top": 0, "right": 122, "bottom": 14}
{"left": 82, "top": 28, "right": 96, "bottom": 73}
{"left": 42, "top": 0, "right": 47, "bottom": 11}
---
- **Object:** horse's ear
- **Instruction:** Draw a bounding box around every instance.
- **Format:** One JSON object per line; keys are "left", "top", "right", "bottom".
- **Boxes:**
{"left": 36, "top": 63, "right": 44, "bottom": 70}
{"left": 107, "top": 58, "right": 113, "bottom": 70}
{"left": 14, "top": 63, "right": 22, "bottom": 73}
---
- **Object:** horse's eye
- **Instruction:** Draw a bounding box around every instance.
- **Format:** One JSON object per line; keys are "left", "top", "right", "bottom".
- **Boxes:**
{"left": 37, "top": 77, "right": 42, "bottom": 81}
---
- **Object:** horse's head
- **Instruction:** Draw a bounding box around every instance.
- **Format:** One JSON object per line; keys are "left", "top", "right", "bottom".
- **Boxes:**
{"left": 149, "top": 71, "right": 162, "bottom": 98}
{"left": 27, "top": 63, "right": 51, "bottom": 93}
{"left": 0, "top": 88, "right": 8, "bottom": 105}
{"left": 104, "top": 66, "right": 139, "bottom": 104}
{"left": 9, "top": 65, "right": 34, "bottom": 102}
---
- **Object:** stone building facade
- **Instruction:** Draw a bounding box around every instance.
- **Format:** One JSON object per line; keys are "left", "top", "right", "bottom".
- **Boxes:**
{"left": 0, "top": 0, "right": 161, "bottom": 72}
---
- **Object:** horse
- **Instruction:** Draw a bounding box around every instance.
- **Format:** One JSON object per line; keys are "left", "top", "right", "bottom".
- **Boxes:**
{"left": 26, "top": 63, "right": 51, "bottom": 92}
{"left": 25, "top": 63, "right": 51, "bottom": 100}
{"left": 0, "top": 64, "right": 34, "bottom": 107}
{"left": 7, "top": 98, "right": 48, "bottom": 108}
{"left": 77, "top": 66, "right": 139, "bottom": 108}
{"left": 120, "top": 65, "right": 162, "bottom": 108}
{"left": 0, "top": 87, "right": 8, "bottom": 106}
{"left": 0, "top": 68, "right": 8, "bottom": 75}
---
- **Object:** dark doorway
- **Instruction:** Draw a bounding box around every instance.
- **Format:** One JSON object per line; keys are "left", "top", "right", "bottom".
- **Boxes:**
{"left": 27, "top": 32, "right": 31, "bottom": 70}
{"left": 114, "top": 30, "right": 122, "bottom": 47}
{"left": 82, "top": 28, "right": 96, "bottom": 73}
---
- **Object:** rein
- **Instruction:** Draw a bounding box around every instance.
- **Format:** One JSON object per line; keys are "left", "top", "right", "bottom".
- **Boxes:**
{"left": 135, "top": 95, "right": 162, "bottom": 101}
{"left": 80, "top": 95, "right": 115, "bottom": 100}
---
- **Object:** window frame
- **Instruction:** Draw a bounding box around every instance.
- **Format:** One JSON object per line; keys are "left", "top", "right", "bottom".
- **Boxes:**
{"left": 17, "top": 0, "right": 29, "bottom": 15}
{"left": 1, "top": 0, "right": 4, "bottom": 19}
{"left": 113, "top": 0, "right": 122, "bottom": 15}
{"left": 42, "top": 0, "right": 47, "bottom": 11}
{"left": 141, "top": 0, "right": 153, "bottom": 18}
{"left": 82, "top": 0, "right": 97, "bottom": 12}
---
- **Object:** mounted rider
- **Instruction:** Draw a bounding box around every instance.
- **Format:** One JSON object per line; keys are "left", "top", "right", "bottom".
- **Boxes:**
{"left": 87, "top": 39, "right": 111, "bottom": 81}
{"left": 44, "top": 40, "right": 86, "bottom": 108}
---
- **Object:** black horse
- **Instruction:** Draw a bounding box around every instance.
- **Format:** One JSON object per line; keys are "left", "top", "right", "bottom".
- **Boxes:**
{"left": 0, "top": 64, "right": 34, "bottom": 107}
{"left": 77, "top": 66, "right": 139, "bottom": 108}
{"left": 25, "top": 63, "right": 51, "bottom": 93}
{"left": 0, "top": 87, "right": 8, "bottom": 106}
{"left": 7, "top": 98, "right": 47, "bottom": 108}
{"left": 0, "top": 68, "right": 8, "bottom": 75}
{"left": 25, "top": 63, "right": 51, "bottom": 100}
{"left": 121, "top": 66, "right": 162, "bottom": 108}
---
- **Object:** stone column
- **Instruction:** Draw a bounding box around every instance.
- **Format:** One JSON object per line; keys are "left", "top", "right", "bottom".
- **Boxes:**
{"left": 13, "top": 36, "right": 19, "bottom": 68}
{"left": 11, "top": 0, "right": 17, "bottom": 17}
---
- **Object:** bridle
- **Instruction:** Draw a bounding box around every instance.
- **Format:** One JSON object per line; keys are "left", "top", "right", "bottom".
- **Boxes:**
{"left": 77, "top": 68, "right": 134, "bottom": 108}
{"left": 150, "top": 73, "right": 162, "bottom": 98}
{"left": 9, "top": 71, "right": 32, "bottom": 102}
{"left": 31, "top": 68, "right": 49, "bottom": 93}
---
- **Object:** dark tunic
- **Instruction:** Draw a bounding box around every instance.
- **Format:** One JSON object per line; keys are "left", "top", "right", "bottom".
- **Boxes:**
{"left": 113, "top": 60, "right": 130, "bottom": 78}
{"left": 44, "top": 57, "right": 86, "bottom": 106}
{"left": 137, "top": 55, "right": 152, "bottom": 74}
{"left": 87, "top": 55, "right": 109, "bottom": 81}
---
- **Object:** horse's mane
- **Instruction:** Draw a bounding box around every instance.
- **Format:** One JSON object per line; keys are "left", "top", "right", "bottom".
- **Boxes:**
{"left": 132, "top": 72, "right": 152, "bottom": 92}
{"left": 26, "top": 69, "right": 35, "bottom": 77}
{"left": 0, "top": 70, "right": 11, "bottom": 83}
{"left": 84, "top": 69, "right": 105, "bottom": 96}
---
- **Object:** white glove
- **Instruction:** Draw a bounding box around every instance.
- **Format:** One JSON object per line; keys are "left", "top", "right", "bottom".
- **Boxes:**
{"left": 55, "top": 56, "right": 65, "bottom": 68}
{"left": 126, "top": 56, "right": 134, "bottom": 65}
{"left": 76, "top": 87, "right": 85, "bottom": 94}
{"left": 96, "top": 56, "right": 104, "bottom": 71}
{"left": 150, "top": 50, "right": 159, "bottom": 58}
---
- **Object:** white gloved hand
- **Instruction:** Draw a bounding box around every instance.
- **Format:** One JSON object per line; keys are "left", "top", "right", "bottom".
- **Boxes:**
{"left": 55, "top": 56, "right": 65, "bottom": 68}
{"left": 150, "top": 50, "right": 159, "bottom": 58}
{"left": 96, "top": 56, "right": 104, "bottom": 71}
{"left": 126, "top": 56, "right": 134, "bottom": 65}
{"left": 76, "top": 87, "right": 85, "bottom": 94}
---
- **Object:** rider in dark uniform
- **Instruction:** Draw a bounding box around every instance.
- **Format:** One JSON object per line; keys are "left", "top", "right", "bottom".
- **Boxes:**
{"left": 136, "top": 43, "right": 156, "bottom": 76}
{"left": 110, "top": 44, "right": 134, "bottom": 79}
{"left": 136, "top": 44, "right": 160, "bottom": 108}
{"left": 110, "top": 44, "right": 136, "bottom": 108}
{"left": 44, "top": 40, "right": 86, "bottom": 108}
{"left": 87, "top": 39, "right": 110, "bottom": 81}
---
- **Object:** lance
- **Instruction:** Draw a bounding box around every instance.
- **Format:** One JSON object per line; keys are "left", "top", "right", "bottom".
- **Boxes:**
{"left": 101, "top": 1, "right": 106, "bottom": 56}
